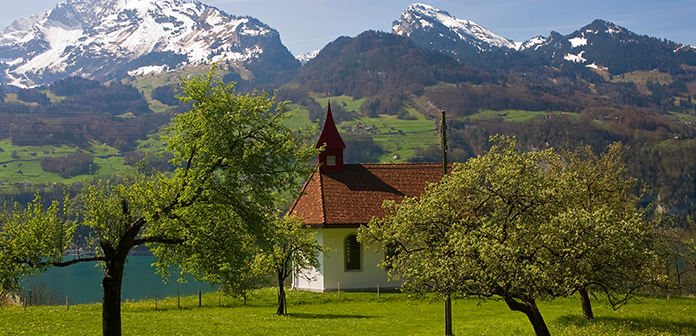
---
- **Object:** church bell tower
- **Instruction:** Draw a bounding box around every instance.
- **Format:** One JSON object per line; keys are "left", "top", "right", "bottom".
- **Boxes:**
{"left": 316, "top": 103, "right": 346, "bottom": 173}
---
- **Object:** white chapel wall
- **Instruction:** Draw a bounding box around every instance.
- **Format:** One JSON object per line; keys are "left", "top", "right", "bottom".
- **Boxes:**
{"left": 295, "top": 229, "right": 325, "bottom": 291}
{"left": 320, "top": 228, "right": 402, "bottom": 292}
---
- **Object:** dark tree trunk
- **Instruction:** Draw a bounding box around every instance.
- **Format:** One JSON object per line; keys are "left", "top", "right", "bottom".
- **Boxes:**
{"left": 578, "top": 286, "right": 594, "bottom": 320}
{"left": 99, "top": 212, "right": 146, "bottom": 336}
{"left": 276, "top": 272, "right": 286, "bottom": 315}
{"left": 444, "top": 294, "right": 453, "bottom": 335}
{"left": 102, "top": 255, "right": 127, "bottom": 336}
{"left": 504, "top": 296, "right": 551, "bottom": 336}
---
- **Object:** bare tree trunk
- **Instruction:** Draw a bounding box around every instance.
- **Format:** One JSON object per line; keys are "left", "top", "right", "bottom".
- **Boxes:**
{"left": 504, "top": 296, "right": 551, "bottom": 336}
{"left": 102, "top": 256, "right": 126, "bottom": 336}
{"left": 578, "top": 286, "right": 594, "bottom": 320}
{"left": 444, "top": 294, "right": 453, "bottom": 335}
{"left": 276, "top": 272, "right": 286, "bottom": 315}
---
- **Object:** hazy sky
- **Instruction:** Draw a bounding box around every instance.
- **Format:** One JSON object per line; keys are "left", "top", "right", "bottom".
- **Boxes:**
{"left": 1, "top": 0, "right": 694, "bottom": 56}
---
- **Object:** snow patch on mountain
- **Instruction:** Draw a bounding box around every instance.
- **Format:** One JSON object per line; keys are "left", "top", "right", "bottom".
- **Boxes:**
{"left": 564, "top": 51, "right": 586, "bottom": 63}
{"left": 569, "top": 37, "right": 587, "bottom": 48}
{"left": 128, "top": 65, "right": 169, "bottom": 77}
{"left": 15, "top": 23, "right": 83, "bottom": 74}
{"left": 674, "top": 44, "right": 695, "bottom": 53}
{"left": 296, "top": 49, "right": 320, "bottom": 65}
{"left": 393, "top": 3, "right": 515, "bottom": 50}
{"left": 0, "top": 0, "right": 287, "bottom": 87}
{"left": 517, "top": 36, "right": 547, "bottom": 51}
{"left": 605, "top": 26, "right": 621, "bottom": 34}
{"left": 585, "top": 62, "right": 608, "bottom": 71}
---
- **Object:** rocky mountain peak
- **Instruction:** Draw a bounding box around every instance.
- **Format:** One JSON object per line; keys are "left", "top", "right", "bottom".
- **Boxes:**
{"left": 0, "top": 0, "right": 298, "bottom": 87}
{"left": 393, "top": 2, "right": 515, "bottom": 51}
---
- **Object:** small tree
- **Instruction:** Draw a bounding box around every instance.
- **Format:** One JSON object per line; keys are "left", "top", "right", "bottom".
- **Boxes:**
{"left": 0, "top": 194, "right": 72, "bottom": 304}
{"left": 253, "top": 215, "right": 329, "bottom": 315}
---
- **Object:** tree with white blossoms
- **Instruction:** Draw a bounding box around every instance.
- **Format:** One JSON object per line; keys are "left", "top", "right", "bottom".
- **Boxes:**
{"left": 359, "top": 136, "right": 663, "bottom": 336}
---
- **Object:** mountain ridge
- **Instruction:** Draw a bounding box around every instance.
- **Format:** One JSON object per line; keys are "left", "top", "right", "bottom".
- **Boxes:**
{"left": 0, "top": 0, "right": 299, "bottom": 87}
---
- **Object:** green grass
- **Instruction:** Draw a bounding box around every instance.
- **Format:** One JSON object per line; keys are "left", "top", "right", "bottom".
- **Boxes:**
{"left": 0, "top": 141, "right": 91, "bottom": 186}
{"left": 314, "top": 95, "right": 366, "bottom": 113}
{"left": 668, "top": 111, "right": 696, "bottom": 124}
{"left": 589, "top": 68, "right": 675, "bottom": 85}
{"left": 306, "top": 94, "right": 439, "bottom": 163}
{"left": 1, "top": 289, "right": 694, "bottom": 335}
{"left": 3, "top": 93, "right": 38, "bottom": 107}
{"left": 0, "top": 138, "right": 158, "bottom": 188}
{"left": 334, "top": 107, "right": 438, "bottom": 163}
{"left": 283, "top": 104, "right": 315, "bottom": 131}
{"left": 612, "top": 70, "right": 673, "bottom": 85}
{"left": 148, "top": 100, "right": 177, "bottom": 113}
{"left": 133, "top": 126, "right": 174, "bottom": 153}
{"left": 37, "top": 90, "right": 68, "bottom": 104}
{"left": 122, "top": 65, "right": 231, "bottom": 107}
{"left": 463, "top": 110, "right": 580, "bottom": 122}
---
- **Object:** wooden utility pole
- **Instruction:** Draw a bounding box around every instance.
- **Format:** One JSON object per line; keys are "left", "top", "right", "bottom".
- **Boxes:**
{"left": 441, "top": 110, "right": 448, "bottom": 177}
{"left": 441, "top": 110, "right": 453, "bottom": 336}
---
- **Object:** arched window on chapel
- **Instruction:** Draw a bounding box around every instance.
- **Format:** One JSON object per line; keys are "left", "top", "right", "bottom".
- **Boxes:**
{"left": 345, "top": 235, "right": 361, "bottom": 271}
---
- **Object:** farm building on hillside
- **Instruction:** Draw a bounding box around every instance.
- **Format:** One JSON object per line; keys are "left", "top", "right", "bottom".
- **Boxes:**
{"left": 289, "top": 104, "right": 446, "bottom": 292}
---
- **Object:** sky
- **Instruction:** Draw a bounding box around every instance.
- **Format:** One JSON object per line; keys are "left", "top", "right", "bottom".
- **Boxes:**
{"left": 1, "top": 0, "right": 694, "bottom": 56}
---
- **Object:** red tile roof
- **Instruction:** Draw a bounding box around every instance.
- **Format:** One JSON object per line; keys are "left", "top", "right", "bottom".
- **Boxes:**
{"left": 289, "top": 163, "right": 447, "bottom": 228}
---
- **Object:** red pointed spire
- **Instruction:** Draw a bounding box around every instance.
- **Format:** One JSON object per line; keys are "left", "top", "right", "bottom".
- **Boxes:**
{"left": 316, "top": 102, "right": 346, "bottom": 149}
{"left": 316, "top": 102, "right": 346, "bottom": 173}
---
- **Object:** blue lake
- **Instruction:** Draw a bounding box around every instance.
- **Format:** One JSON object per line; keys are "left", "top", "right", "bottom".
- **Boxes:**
{"left": 25, "top": 256, "right": 217, "bottom": 304}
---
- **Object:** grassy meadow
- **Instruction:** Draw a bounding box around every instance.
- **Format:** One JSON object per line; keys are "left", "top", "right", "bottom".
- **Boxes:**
{"left": 463, "top": 110, "right": 581, "bottom": 123}
{"left": 283, "top": 104, "right": 314, "bottom": 131}
{"left": 0, "top": 125, "right": 178, "bottom": 189}
{"left": 1, "top": 289, "right": 694, "bottom": 335}
{"left": 313, "top": 96, "right": 439, "bottom": 163}
{"left": 0, "top": 140, "right": 127, "bottom": 187}
{"left": 590, "top": 68, "right": 674, "bottom": 85}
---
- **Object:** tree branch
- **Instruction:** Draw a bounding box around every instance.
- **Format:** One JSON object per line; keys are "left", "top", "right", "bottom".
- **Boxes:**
{"left": 133, "top": 236, "right": 185, "bottom": 246}
{"left": 15, "top": 256, "right": 107, "bottom": 268}
{"left": 52, "top": 256, "right": 106, "bottom": 267}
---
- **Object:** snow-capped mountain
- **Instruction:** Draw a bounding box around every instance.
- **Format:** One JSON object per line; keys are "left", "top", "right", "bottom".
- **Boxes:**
{"left": 516, "top": 36, "right": 547, "bottom": 51}
{"left": 520, "top": 20, "right": 696, "bottom": 74}
{"left": 0, "top": 0, "right": 299, "bottom": 87}
{"left": 393, "top": 3, "right": 515, "bottom": 59}
{"left": 296, "top": 49, "right": 320, "bottom": 66}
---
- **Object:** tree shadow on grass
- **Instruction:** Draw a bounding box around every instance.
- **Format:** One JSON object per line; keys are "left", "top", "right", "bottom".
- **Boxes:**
{"left": 556, "top": 314, "right": 696, "bottom": 334}
{"left": 286, "top": 313, "right": 374, "bottom": 319}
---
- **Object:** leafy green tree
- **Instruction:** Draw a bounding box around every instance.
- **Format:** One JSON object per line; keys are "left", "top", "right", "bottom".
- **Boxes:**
{"left": 253, "top": 215, "right": 329, "bottom": 315}
{"left": 220, "top": 258, "right": 268, "bottom": 305}
{"left": 361, "top": 136, "right": 560, "bottom": 335}
{"left": 0, "top": 67, "right": 318, "bottom": 336}
{"left": 0, "top": 195, "right": 72, "bottom": 303}
{"left": 360, "top": 136, "right": 662, "bottom": 336}
{"left": 550, "top": 143, "right": 663, "bottom": 320}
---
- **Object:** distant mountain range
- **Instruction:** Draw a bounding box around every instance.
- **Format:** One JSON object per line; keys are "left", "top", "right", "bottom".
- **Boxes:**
{"left": 1, "top": 1, "right": 694, "bottom": 88}
{"left": 388, "top": 3, "right": 696, "bottom": 75}
{"left": 0, "top": 0, "right": 299, "bottom": 87}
